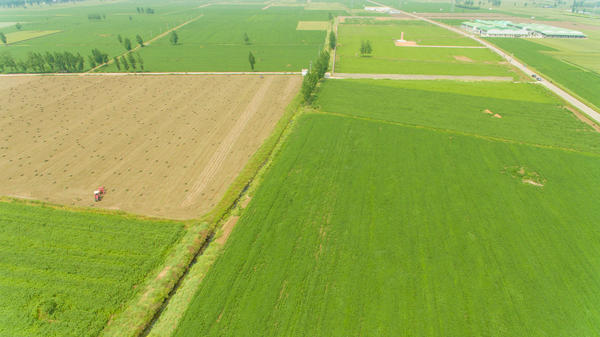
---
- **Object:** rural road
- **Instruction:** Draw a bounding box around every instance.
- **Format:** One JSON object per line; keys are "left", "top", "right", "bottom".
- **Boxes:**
{"left": 328, "top": 73, "right": 513, "bottom": 81}
{"left": 0, "top": 71, "right": 301, "bottom": 77}
{"left": 366, "top": 0, "right": 600, "bottom": 123}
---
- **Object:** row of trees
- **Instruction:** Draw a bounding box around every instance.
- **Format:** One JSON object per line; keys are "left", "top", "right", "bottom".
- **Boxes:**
{"left": 301, "top": 50, "right": 330, "bottom": 101}
{"left": 360, "top": 40, "right": 372, "bottom": 56}
{"left": 113, "top": 52, "right": 144, "bottom": 71}
{"left": 87, "top": 48, "right": 108, "bottom": 68}
{"left": 136, "top": 7, "right": 154, "bottom": 14}
{"left": 0, "top": 51, "right": 85, "bottom": 73}
{"left": 88, "top": 13, "right": 106, "bottom": 20}
{"left": 0, "top": 48, "right": 146, "bottom": 73}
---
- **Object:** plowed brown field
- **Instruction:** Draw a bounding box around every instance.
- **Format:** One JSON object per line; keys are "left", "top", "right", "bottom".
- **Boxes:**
{"left": 0, "top": 75, "right": 300, "bottom": 219}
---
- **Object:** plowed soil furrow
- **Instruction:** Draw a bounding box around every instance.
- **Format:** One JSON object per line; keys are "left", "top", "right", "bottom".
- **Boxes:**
{"left": 181, "top": 76, "right": 276, "bottom": 208}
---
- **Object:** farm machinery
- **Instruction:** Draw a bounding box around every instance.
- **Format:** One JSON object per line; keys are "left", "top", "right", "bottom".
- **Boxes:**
{"left": 94, "top": 186, "right": 106, "bottom": 202}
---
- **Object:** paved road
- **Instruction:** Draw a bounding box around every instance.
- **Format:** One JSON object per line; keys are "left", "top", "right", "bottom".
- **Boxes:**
{"left": 0, "top": 71, "right": 302, "bottom": 77}
{"left": 328, "top": 73, "right": 513, "bottom": 81}
{"left": 367, "top": 0, "right": 600, "bottom": 123}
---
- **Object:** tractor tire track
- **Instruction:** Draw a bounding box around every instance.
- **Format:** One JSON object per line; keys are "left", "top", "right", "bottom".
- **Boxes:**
{"left": 180, "top": 76, "right": 276, "bottom": 208}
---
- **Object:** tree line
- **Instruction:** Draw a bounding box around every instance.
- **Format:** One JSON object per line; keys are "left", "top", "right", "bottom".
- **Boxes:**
{"left": 88, "top": 13, "right": 106, "bottom": 20}
{"left": 136, "top": 7, "right": 154, "bottom": 14}
{"left": 0, "top": 51, "right": 85, "bottom": 73}
{"left": 301, "top": 50, "right": 330, "bottom": 102}
{"left": 112, "top": 52, "right": 144, "bottom": 71}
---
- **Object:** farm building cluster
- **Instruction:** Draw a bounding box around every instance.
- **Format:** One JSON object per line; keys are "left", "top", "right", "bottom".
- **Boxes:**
{"left": 462, "top": 20, "right": 586, "bottom": 38}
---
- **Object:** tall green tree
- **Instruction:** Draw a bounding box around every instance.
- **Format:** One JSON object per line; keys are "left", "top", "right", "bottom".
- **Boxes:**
{"left": 121, "top": 56, "right": 129, "bottom": 70}
{"left": 123, "top": 38, "right": 132, "bottom": 51}
{"left": 113, "top": 56, "right": 121, "bottom": 70}
{"left": 136, "top": 34, "right": 144, "bottom": 47}
{"left": 117, "top": 34, "right": 122, "bottom": 43}
{"left": 0, "top": 32, "right": 6, "bottom": 45}
{"left": 15, "top": 23, "right": 22, "bottom": 30}
{"left": 248, "top": 51, "right": 256, "bottom": 71}
{"left": 329, "top": 31, "right": 336, "bottom": 50}
{"left": 135, "top": 53, "right": 144, "bottom": 71}
{"left": 169, "top": 31, "right": 178, "bottom": 45}
{"left": 360, "top": 40, "right": 372, "bottom": 56}
{"left": 243, "top": 32, "right": 250, "bottom": 45}
{"left": 127, "top": 52, "right": 136, "bottom": 70}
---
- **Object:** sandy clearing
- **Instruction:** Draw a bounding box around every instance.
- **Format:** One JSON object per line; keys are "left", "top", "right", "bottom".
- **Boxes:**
{"left": 0, "top": 75, "right": 301, "bottom": 219}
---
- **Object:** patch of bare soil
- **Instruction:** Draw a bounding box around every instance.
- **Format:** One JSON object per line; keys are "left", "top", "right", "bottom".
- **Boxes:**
{"left": 493, "top": 113, "right": 502, "bottom": 118}
{"left": 483, "top": 109, "right": 493, "bottom": 114}
{"left": 565, "top": 106, "right": 600, "bottom": 132}
{"left": 157, "top": 266, "right": 171, "bottom": 280}
{"left": 454, "top": 55, "right": 473, "bottom": 62}
{"left": 216, "top": 216, "right": 239, "bottom": 245}
{"left": 503, "top": 166, "right": 546, "bottom": 187}
{"left": 0, "top": 75, "right": 301, "bottom": 219}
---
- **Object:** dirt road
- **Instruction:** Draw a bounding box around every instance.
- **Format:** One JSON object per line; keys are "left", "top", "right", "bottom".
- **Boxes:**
{"left": 328, "top": 73, "right": 513, "bottom": 81}
{"left": 367, "top": 0, "right": 600, "bottom": 123}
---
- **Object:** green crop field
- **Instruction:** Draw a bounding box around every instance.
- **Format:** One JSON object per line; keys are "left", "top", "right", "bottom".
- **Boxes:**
{"left": 0, "top": 0, "right": 201, "bottom": 71}
{"left": 531, "top": 29, "right": 600, "bottom": 74}
{"left": 487, "top": 37, "right": 600, "bottom": 110}
{"left": 0, "top": 1, "right": 336, "bottom": 72}
{"left": 100, "top": 5, "right": 334, "bottom": 72}
{"left": 172, "top": 79, "right": 600, "bottom": 335}
{"left": 315, "top": 79, "right": 600, "bottom": 153}
{"left": 0, "top": 200, "right": 184, "bottom": 337}
{"left": 335, "top": 20, "right": 515, "bottom": 76}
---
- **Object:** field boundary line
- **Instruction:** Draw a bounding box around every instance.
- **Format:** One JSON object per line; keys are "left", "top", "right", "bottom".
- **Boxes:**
{"left": 328, "top": 73, "right": 513, "bottom": 81}
{"left": 312, "top": 110, "right": 600, "bottom": 157}
{"left": 142, "top": 94, "right": 305, "bottom": 337}
{"left": 366, "top": 0, "right": 600, "bottom": 123}
{"left": 87, "top": 14, "right": 205, "bottom": 73}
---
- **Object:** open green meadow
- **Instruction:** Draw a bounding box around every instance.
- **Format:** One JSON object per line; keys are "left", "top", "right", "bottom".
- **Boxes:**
{"left": 173, "top": 79, "right": 600, "bottom": 336}
{"left": 0, "top": 0, "right": 201, "bottom": 70}
{"left": 487, "top": 37, "right": 600, "bottom": 110}
{"left": 335, "top": 20, "right": 515, "bottom": 76}
{"left": 101, "top": 5, "right": 334, "bottom": 72}
{"left": 0, "top": 200, "right": 184, "bottom": 337}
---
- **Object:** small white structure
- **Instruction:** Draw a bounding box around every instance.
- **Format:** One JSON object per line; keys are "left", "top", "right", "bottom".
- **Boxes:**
{"left": 364, "top": 6, "right": 392, "bottom": 13}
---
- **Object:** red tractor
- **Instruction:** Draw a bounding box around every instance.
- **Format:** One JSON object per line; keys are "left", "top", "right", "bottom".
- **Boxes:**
{"left": 94, "top": 186, "right": 106, "bottom": 202}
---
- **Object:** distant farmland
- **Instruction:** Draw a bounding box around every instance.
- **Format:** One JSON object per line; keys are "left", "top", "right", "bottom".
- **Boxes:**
{"left": 0, "top": 200, "right": 184, "bottom": 337}
{"left": 335, "top": 19, "right": 515, "bottom": 76}
{"left": 101, "top": 5, "right": 335, "bottom": 72}
{"left": 0, "top": 0, "right": 201, "bottom": 71}
{"left": 173, "top": 80, "right": 600, "bottom": 336}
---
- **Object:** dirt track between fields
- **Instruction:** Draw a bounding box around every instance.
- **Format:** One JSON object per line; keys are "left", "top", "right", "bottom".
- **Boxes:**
{"left": 0, "top": 75, "right": 300, "bottom": 219}
{"left": 329, "top": 73, "right": 513, "bottom": 81}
